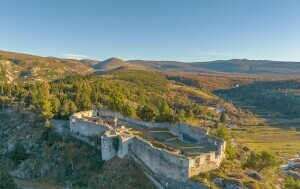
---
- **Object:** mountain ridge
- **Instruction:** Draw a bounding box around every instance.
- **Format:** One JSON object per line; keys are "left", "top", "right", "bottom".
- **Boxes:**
{"left": 1, "top": 50, "right": 300, "bottom": 83}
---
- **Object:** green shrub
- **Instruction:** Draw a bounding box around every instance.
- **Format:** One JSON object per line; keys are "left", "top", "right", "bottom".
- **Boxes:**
{"left": 10, "top": 142, "right": 28, "bottom": 164}
{"left": 41, "top": 127, "right": 61, "bottom": 146}
{"left": 284, "top": 176, "right": 300, "bottom": 189}
{"left": 243, "top": 150, "right": 284, "bottom": 172}
{"left": 0, "top": 171, "right": 16, "bottom": 189}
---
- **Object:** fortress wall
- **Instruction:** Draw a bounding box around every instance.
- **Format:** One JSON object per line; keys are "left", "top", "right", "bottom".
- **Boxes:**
{"left": 70, "top": 118, "right": 111, "bottom": 136}
{"left": 70, "top": 109, "right": 226, "bottom": 179}
{"left": 131, "top": 137, "right": 190, "bottom": 181}
{"left": 118, "top": 136, "right": 134, "bottom": 158}
{"left": 199, "top": 135, "right": 226, "bottom": 156}
{"left": 97, "top": 108, "right": 210, "bottom": 132}
{"left": 188, "top": 149, "right": 226, "bottom": 178}
{"left": 97, "top": 108, "right": 170, "bottom": 129}
{"left": 101, "top": 134, "right": 134, "bottom": 161}
{"left": 170, "top": 123, "right": 208, "bottom": 142}
{"left": 188, "top": 158, "right": 223, "bottom": 177}
{"left": 101, "top": 136, "right": 117, "bottom": 161}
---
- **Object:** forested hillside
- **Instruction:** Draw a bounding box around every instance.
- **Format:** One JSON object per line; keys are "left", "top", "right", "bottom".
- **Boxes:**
{"left": 215, "top": 79, "right": 300, "bottom": 122}
{"left": 0, "top": 68, "right": 260, "bottom": 127}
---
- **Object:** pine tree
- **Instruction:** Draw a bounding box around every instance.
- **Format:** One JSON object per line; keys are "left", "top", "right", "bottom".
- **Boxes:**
{"left": 186, "top": 109, "right": 194, "bottom": 120}
{"left": 178, "top": 109, "right": 186, "bottom": 122}
{"left": 60, "top": 100, "right": 70, "bottom": 117}
{"left": 51, "top": 97, "right": 61, "bottom": 118}
{"left": 137, "top": 105, "right": 158, "bottom": 122}
{"left": 243, "top": 150, "right": 284, "bottom": 172}
{"left": 68, "top": 100, "right": 77, "bottom": 114}
{"left": 10, "top": 142, "right": 28, "bottom": 164}
{"left": 220, "top": 112, "right": 227, "bottom": 123}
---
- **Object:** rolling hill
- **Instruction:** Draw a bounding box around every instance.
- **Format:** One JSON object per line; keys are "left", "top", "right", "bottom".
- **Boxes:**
{"left": 92, "top": 57, "right": 144, "bottom": 71}
{"left": 0, "top": 50, "right": 93, "bottom": 82}
{"left": 128, "top": 60, "right": 215, "bottom": 73}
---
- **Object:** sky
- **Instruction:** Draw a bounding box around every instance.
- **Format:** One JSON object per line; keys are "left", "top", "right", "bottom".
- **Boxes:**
{"left": 0, "top": 0, "right": 300, "bottom": 62}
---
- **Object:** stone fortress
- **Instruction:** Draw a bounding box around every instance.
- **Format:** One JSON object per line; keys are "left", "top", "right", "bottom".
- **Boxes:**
{"left": 70, "top": 108, "right": 226, "bottom": 184}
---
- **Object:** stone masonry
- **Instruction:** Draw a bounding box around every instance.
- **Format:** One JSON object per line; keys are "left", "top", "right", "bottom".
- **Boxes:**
{"left": 69, "top": 108, "right": 226, "bottom": 183}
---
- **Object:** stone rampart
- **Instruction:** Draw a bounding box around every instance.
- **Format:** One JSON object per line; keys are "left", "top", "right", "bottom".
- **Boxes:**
{"left": 131, "top": 137, "right": 190, "bottom": 181}
{"left": 70, "top": 110, "right": 111, "bottom": 136}
{"left": 70, "top": 108, "right": 226, "bottom": 182}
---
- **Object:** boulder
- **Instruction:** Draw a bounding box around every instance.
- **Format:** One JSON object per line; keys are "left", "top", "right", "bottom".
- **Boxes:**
{"left": 224, "top": 179, "right": 244, "bottom": 189}
{"left": 248, "top": 171, "right": 264, "bottom": 180}
{"left": 213, "top": 177, "right": 223, "bottom": 185}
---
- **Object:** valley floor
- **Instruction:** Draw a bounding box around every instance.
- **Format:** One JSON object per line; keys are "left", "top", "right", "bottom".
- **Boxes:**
{"left": 233, "top": 125, "right": 300, "bottom": 158}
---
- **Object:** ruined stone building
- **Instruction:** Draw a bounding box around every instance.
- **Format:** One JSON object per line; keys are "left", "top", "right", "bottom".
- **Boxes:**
{"left": 70, "top": 108, "right": 226, "bottom": 185}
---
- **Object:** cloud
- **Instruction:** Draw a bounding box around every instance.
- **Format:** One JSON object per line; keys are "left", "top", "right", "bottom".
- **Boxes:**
{"left": 198, "top": 52, "right": 243, "bottom": 56}
{"left": 62, "top": 54, "right": 89, "bottom": 60}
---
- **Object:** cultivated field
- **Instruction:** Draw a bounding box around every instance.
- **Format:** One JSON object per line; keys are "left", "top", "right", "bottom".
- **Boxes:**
{"left": 233, "top": 125, "right": 300, "bottom": 158}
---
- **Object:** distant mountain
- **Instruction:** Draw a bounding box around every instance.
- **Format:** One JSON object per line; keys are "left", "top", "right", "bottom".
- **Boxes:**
{"left": 1, "top": 50, "right": 299, "bottom": 82}
{"left": 80, "top": 59, "right": 100, "bottom": 67}
{"left": 92, "top": 57, "right": 144, "bottom": 71}
{"left": 190, "top": 59, "right": 300, "bottom": 75}
{"left": 128, "top": 60, "right": 215, "bottom": 73}
{"left": 129, "top": 59, "right": 300, "bottom": 75}
{"left": 0, "top": 50, "right": 93, "bottom": 81}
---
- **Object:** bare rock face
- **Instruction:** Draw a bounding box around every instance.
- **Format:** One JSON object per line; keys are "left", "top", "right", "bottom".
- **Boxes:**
{"left": 11, "top": 161, "right": 32, "bottom": 179}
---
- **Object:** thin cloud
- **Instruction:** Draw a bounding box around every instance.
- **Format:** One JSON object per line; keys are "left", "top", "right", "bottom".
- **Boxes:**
{"left": 62, "top": 54, "right": 89, "bottom": 60}
{"left": 198, "top": 52, "right": 243, "bottom": 56}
